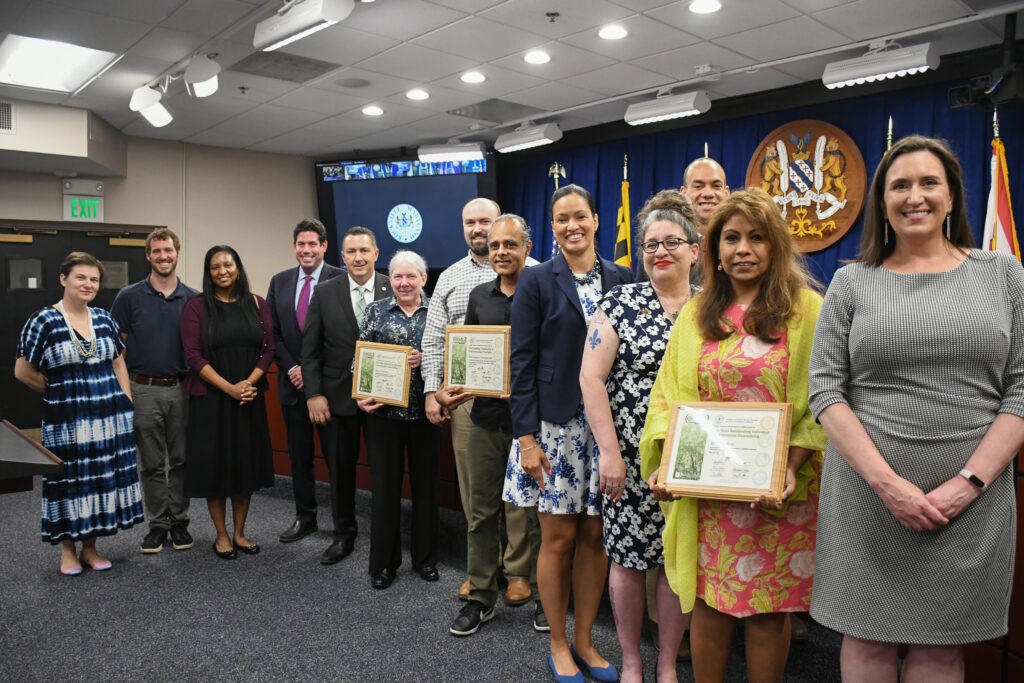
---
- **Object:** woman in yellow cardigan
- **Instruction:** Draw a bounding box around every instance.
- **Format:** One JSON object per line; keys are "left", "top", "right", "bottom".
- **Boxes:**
{"left": 640, "top": 188, "right": 827, "bottom": 683}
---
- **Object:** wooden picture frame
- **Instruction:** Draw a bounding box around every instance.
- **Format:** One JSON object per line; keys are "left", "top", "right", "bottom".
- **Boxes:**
{"left": 351, "top": 341, "right": 412, "bottom": 408}
{"left": 658, "top": 401, "right": 793, "bottom": 502}
{"left": 442, "top": 324, "right": 511, "bottom": 398}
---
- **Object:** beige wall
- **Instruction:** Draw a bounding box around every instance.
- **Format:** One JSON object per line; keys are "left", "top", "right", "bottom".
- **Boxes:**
{"left": 0, "top": 136, "right": 317, "bottom": 294}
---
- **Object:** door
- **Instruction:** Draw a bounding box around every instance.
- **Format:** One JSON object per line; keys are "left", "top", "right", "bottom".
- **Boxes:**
{"left": 0, "top": 229, "right": 150, "bottom": 429}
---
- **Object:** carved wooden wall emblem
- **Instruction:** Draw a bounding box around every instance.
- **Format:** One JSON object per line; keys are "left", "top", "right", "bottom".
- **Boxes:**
{"left": 745, "top": 120, "right": 866, "bottom": 252}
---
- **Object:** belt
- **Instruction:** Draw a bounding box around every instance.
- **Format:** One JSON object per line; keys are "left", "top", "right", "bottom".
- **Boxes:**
{"left": 130, "top": 373, "right": 180, "bottom": 387}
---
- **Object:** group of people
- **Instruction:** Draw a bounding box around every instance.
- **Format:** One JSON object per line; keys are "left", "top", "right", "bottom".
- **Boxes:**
{"left": 14, "top": 135, "right": 1021, "bottom": 683}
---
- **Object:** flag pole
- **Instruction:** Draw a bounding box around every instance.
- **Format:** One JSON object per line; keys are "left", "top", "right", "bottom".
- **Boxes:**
{"left": 993, "top": 105, "right": 1000, "bottom": 139}
{"left": 886, "top": 116, "right": 893, "bottom": 150}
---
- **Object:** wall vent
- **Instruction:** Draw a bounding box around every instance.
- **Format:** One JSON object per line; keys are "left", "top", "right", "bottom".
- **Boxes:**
{"left": 0, "top": 101, "right": 13, "bottom": 134}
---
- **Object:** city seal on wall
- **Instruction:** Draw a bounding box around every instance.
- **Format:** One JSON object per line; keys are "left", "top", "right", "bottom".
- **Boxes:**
{"left": 387, "top": 203, "right": 423, "bottom": 244}
{"left": 745, "top": 119, "right": 866, "bottom": 252}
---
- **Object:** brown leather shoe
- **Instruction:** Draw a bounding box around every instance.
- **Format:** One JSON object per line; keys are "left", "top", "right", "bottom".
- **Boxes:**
{"left": 458, "top": 578, "right": 470, "bottom": 601}
{"left": 504, "top": 577, "right": 532, "bottom": 606}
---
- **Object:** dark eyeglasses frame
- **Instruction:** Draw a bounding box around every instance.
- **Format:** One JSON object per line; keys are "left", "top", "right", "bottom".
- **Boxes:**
{"left": 640, "top": 237, "right": 692, "bottom": 254}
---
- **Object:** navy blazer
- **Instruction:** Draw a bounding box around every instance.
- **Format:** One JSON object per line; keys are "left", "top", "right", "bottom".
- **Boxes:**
{"left": 267, "top": 263, "right": 343, "bottom": 406}
{"left": 510, "top": 254, "right": 633, "bottom": 438}
{"left": 300, "top": 272, "right": 392, "bottom": 417}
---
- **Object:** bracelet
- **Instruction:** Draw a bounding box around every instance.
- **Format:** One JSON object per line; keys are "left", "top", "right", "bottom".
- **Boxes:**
{"left": 958, "top": 468, "right": 987, "bottom": 491}
{"left": 521, "top": 444, "right": 539, "bottom": 453}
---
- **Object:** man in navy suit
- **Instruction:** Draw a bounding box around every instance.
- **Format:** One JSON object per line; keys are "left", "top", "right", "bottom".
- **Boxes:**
{"left": 302, "top": 226, "right": 392, "bottom": 565}
{"left": 267, "top": 219, "right": 342, "bottom": 555}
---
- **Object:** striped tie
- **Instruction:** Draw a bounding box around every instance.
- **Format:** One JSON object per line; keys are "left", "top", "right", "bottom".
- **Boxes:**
{"left": 355, "top": 286, "right": 367, "bottom": 326}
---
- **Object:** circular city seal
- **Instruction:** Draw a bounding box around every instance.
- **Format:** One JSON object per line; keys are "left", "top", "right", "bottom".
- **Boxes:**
{"left": 387, "top": 203, "right": 423, "bottom": 243}
{"left": 745, "top": 119, "right": 867, "bottom": 252}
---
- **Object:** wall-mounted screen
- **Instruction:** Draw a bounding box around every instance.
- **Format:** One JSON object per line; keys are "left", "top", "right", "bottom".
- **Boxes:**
{"left": 315, "top": 155, "right": 496, "bottom": 272}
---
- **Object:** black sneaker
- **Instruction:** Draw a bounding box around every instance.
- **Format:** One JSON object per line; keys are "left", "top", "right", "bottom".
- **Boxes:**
{"left": 533, "top": 601, "right": 550, "bottom": 633}
{"left": 140, "top": 528, "right": 167, "bottom": 554}
{"left": 169, "top": 525, "right": 194, "bottom": 551}
{"left": 449, "top": 601, "right": 495, "bottom": 637}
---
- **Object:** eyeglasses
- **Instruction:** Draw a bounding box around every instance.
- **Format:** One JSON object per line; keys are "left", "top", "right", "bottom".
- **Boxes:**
{"left": 640, "top": 237, "right": 690, "bottom": 253}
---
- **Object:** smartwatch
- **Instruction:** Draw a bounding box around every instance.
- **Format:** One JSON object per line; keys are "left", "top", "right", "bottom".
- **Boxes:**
{"left": 958, "top": 468, "right": 987, "bottom": 491}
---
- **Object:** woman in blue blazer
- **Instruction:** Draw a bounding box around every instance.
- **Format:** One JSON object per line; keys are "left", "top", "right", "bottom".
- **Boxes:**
{"left": 504, "top": 184, "right": 632, "bottom": 683}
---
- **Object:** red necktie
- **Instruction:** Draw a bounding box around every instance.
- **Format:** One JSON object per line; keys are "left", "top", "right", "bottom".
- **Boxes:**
{"left": 296, "top": 275, "right": 312, "bottom": 330}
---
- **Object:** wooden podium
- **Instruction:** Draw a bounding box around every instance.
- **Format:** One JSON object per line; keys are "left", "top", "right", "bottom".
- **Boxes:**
{"left": 0, "top": 419, "right": 62, "bottom": 494}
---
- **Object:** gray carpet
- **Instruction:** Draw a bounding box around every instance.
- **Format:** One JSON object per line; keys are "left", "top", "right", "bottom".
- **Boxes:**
{"left": 0, "top": 477, "right": 841, "bottom": 682}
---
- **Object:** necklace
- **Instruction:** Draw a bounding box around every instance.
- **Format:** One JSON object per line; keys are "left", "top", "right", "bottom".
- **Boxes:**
{"left": 571, "top": 254, "right": 601, "bottom": 286}
{"left": 56, "top": 301, "right": 97, "bottom": 360}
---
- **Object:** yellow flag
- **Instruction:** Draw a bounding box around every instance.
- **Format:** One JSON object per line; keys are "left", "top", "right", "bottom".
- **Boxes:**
{"left": 614, "top": 179, "right": 631, "bottom": 269}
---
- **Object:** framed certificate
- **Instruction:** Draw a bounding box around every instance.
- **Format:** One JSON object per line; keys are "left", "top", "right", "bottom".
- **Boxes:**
{"left": 442, "top": 325, "right": 511, "bottom": 398}
{"left": 658, "top": 402, "right": 792, "bottom": 502}
{"left": 351, "top": 341, "right": 412, "bottom": 407}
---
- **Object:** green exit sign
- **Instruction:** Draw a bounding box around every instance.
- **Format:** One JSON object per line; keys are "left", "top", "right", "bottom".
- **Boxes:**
{"left": 63, "top": 195, "right": 105, "bottom": 222}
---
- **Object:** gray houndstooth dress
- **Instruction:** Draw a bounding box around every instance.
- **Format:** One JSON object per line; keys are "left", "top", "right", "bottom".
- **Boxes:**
{"left": 808, "top": 250, "right": 1024, "bottom": 645}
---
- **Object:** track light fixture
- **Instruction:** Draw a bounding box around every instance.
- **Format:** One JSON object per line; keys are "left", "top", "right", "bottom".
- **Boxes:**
{"left": 822, "top": 42, "right": 939, "bottom": 89}
{"left": 417, "top": 141, "right": 486, "bottom": 162}
{"left": 184, "top": 53, "right": 221, "bottom": 98}
{"left": 494, "top": 122, "right": 563, "bottom": 153}
{"left": 253, "top": 0, "right": 355, "bottom": 52}
{"left": 129, "top": 85, "right": 172, "bottom": 127}
{"left": 624, "top": 90, "right": 711, "bottom": 126}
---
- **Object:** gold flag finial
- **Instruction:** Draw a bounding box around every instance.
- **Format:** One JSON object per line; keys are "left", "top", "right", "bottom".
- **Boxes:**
{"left": 993, "top": 105, "right": 1000, "bottom": 139}
{"left": 548, "top": 161, "right": 565, "bottom": 189}
{"left": 886, "top": 116, "right": 893, "bottom": 150}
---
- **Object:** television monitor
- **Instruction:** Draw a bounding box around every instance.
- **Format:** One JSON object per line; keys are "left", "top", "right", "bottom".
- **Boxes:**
{"left": 314, "top": 155, "right": 497, "bottom": 273}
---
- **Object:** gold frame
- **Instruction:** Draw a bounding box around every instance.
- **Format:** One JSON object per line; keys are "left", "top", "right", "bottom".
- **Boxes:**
{"left": 658, "top": 401, "right": 792, "bottom": 502}
{"left": 351, "top": 341, "right": 412, "bottom": 408}
{"left": 442, "top": 324, "right": 511, "bottom": 398}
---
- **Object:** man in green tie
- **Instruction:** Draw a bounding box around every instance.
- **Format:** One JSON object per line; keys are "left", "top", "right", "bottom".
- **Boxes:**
{"left": 301, "top": 226, "right": 391, "bottom": 565}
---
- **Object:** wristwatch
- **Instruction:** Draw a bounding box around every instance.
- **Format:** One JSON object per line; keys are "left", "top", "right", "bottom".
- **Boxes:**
{"left": 958, "top": 468, "right": 987, "bottom": 491}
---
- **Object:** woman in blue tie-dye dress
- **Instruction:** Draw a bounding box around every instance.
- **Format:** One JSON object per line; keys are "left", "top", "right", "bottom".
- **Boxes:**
{"left": 15, "top": 252, "right": 143, "bottom": 576}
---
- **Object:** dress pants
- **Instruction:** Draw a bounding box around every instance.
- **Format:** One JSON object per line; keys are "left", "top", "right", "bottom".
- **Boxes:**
{"left": 132, "top": 381, "right": 189, "bottom": 530}
{"left": 281, "top": 400, "right": 329, "bottom": 525}
{"left": 365, "top": 413, "right": 440, "bottom": 575}
{"left": 319, "top": 411, "right": 363, "bottom": 541}
{"left": 466, "top": 423, "right": 540, "bottom": 608}
{"left": 452, "top": 401, "right": 533, "bottom": 580}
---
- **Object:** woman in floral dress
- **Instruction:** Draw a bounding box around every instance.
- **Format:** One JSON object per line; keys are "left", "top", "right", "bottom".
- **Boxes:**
{"left": 640, "top": 189, "right": 826, "bottom": 683}
{"left": 580, "top": 206, "right": 700, "bottom": 683}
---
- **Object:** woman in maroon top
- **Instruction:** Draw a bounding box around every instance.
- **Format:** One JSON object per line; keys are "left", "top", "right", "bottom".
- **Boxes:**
{"left": 180, "top": 245, "right": 275, "bottom": 560}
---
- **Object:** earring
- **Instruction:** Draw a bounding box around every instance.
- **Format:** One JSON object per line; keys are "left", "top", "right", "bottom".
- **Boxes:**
{"left": 716, "top": 261, "right": 723, "bottom": 271}
{"left": 945, "top": 213, "right": 951, "bottom": 240}
{"left": 884, "top": 221, "right": 890, "bottom": 246}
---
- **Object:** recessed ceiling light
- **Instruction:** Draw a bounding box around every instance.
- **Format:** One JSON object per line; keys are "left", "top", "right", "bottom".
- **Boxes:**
{"left": 406, "top": 88, "right": 429, "bottom": 100}
{"left": 524, "top": 50, "right": 551, "bottom": 65}
{"left": 0, "top": 34, "right": 119, "bottom": 93}
{"left": 598, "top": 25, "right": 628, "bottom": 40}
{"left": 460, "top": 71, "right": 486, "bottom": 84}
{"left": 689, "top": 0, "right": 722, "bottom": 13}
{"left": 362, "top": 104, "right": 384, "bottom": 116}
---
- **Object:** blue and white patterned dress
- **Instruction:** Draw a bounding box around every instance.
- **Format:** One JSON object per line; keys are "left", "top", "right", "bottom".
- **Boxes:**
{"left": 18, "top": 306, "right": 144, "bottom": 543}
{"left": 503, "top": 279, "right": 603, "bottom": 515}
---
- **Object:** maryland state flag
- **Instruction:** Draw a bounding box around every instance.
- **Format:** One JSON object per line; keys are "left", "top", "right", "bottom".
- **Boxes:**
{"left": 983, "top": 135, "right": 1020, "bottom": 261}
{"left": 614, "top": 178, "right": 631, "bottom": 269}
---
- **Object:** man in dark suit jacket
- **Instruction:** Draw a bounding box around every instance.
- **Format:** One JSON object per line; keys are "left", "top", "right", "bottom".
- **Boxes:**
{"left": 267, "top": 219, "right": 343, "bottom": 557}
{"left": 302, "top": 226, "right": 391, "bottom": 564}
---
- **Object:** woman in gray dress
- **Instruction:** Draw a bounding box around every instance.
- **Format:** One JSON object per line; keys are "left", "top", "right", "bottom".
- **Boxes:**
{"left": 809, "top": 135, "right": 1024, "bottom": 682}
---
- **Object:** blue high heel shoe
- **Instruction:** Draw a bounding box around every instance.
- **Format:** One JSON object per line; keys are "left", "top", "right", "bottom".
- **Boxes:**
{"left": 547, "top": 654, "right": 584, "bottom": 683}
{"left": 569, "top": 646, "right": 619, "bottom": 683}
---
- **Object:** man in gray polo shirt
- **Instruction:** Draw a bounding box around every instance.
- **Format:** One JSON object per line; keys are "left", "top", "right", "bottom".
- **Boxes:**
{"left": 111, "top": 228, "right": 198, "bottom": 554}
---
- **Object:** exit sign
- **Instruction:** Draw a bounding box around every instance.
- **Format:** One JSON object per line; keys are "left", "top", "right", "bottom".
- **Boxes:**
{"left": 63, "top": 195, "right": 105, "bottom": 222}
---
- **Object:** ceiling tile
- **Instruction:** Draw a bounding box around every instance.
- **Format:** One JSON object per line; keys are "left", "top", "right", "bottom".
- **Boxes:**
{"left": 46, "top": 0, "right": 186, "bottom": 24}
{"left": 247, "top": 129, "right": 325, "bottom": 155}
{"left": 269, "top": 87, "right": 367, "bottom": 115}
{"left": 504, "top": 81, "right": 605, "bottom": 112}
{"left": 562, "top": 63, "right": 671, "bottom": 96}
{"left": 491, "top": 41, "right": 618, "bottom": 81}
{"left": 357, "top": 44, "right": 477, "bottom": 83}
{"left": 560, "top": 13, "right": 701, "bottom": 61}
{"left": 812, "top": 0, "right": 969, "bottom": 41}
{"left": 13, "top": 1, "right": 151, "bottom": 52}
{"left": 606, "top": 0, "right": 677, "bottom": 10}
{"left": 780, "top": 0, "right": 857, "bottom": 11}
{"left": 216, "top": 71, "right": 299, "bottom": 102}
{"left": 303, "top": 112, "right": 387, "bottom": 139}
{"left": 314, "top": 67, "right": 419, "bottom": 100}
{"left": 402, "top": 112, "right": 485, "bottom": 140}
{"left": 186, "top": 128, "right": 265, "bottom": 148}
{"left": 635, "top": 41, "right": 751, "bottom": 80}
{"left": 381, "top": 83, "right": 484, "bottom": 114}
{"left": 715, "top": 16, "right": 850, "bottom": 62}
{"left": 343, "top": 0, "right": 467, "bottom": 41}
{"left": 412, "top": 16, "right": 542, "bottom": 62}
{"left": 432, "top": 64, "right": 546, "bottom": 99}
{"left": 199, "top": 102, "right": 325, "bottom": 139}
{"left": 126, "top": 26, "right": 206, "bottom": 64}
{"left": 647, "top": 0, "right": 800, "bottom": 40}
{"left": 160, "top": 0, "right": 257, "bottom": 35}
{"left": 481, "top": 0, "right": 633, "bottom": 39}
{"left": 706, "top": 67, "right": 801, "bottom": 97}
{"left": 0, "top": 0, "right": 31, "bottom": 28}
{"left": 426, "top": 0, "right": 507, "bottom": 10}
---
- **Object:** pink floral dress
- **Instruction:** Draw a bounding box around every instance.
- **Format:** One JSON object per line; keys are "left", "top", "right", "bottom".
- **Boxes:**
{"left": 695, "top": 305, "right": 820, "bottom": 617}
